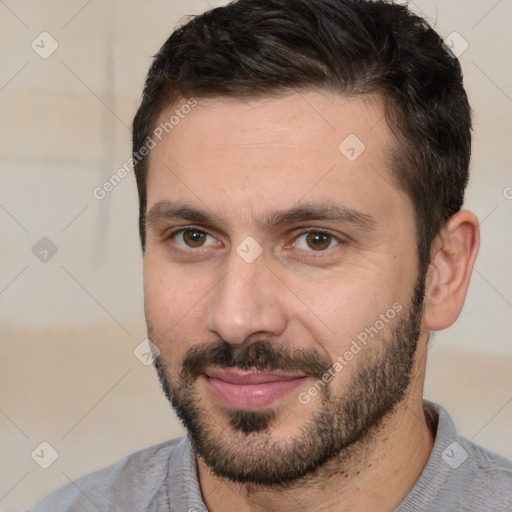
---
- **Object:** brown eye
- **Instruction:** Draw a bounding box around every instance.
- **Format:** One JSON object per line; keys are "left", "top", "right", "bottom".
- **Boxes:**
{"left": 306, "top": 232, "right": 332, "bottom": 251}
{"left": 294, "top": 230, "right": 340, "bottom": 252}
{"left": 172, "top": 228, "right": 215, "bottom": 248}
{"left": 183, "top": 229, "right": 207, "bottom": 247}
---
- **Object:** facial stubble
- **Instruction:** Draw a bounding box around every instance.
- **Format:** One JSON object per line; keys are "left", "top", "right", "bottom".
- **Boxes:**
{"left": 151, "top": 274, "right": 425, "bottom": 487}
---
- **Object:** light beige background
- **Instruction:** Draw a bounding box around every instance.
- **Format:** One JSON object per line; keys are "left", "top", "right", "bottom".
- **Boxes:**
{"left": 0, "top": 0, "right": 511, "bottom": 510}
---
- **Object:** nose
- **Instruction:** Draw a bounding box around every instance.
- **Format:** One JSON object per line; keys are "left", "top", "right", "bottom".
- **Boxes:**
{"left": 204, "top": 249, "right": 288, "bottom": 344}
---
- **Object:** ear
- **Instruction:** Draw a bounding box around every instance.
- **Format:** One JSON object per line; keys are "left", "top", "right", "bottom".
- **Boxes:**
{"left": 423, "top": 210, "right": 480, "bottom": 331}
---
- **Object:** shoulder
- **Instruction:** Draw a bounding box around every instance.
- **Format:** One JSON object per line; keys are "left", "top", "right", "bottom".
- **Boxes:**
{"left": 398, "top": 401, "right": 512, "bottom": 511}
{"left": 454, "top": 438, "right": 512, "bottom": 510}
{"left": 432, "top": 401, "right": 512, "bottom": 508}
{"left": 26, "top": 437, "right": 186, "bottom": 512}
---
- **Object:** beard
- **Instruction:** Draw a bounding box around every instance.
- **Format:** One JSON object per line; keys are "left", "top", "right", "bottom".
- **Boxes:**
{"left": 151, "top": 272, "right": 426, "bottom": 488}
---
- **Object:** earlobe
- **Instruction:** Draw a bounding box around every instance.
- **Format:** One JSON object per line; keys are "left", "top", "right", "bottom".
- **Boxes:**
{"left": 423, "top": 210, "right": 480, "bottom": 331}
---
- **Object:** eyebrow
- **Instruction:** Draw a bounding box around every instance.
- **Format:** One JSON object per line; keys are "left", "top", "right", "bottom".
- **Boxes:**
{"left": 146, "top": 200, "right": 377, "bottom": 233}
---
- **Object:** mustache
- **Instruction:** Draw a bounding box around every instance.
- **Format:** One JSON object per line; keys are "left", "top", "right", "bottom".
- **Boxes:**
{"left": 178, "top": 339, "right": 332, "bottom": 380}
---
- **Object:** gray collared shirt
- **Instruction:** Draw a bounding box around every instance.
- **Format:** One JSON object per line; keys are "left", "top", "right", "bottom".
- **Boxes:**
{"left": 27, "top": 401, "right": 512, "bottom": 511}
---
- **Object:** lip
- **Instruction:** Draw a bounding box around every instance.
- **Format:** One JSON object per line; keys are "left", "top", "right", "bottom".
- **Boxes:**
{"left": 203, "top": 368, "right": 309, "bottom": 409}
{"left": 205, "top": 367, "right": 307, "bottom": 384}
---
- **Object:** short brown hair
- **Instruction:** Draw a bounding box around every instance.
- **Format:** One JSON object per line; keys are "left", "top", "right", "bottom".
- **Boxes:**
{"left": 132, "top": 0, "right": 471, "bottom": 275}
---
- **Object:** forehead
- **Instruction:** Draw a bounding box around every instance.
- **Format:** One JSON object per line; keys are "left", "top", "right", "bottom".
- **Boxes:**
{"left": 145, "top": 91, "right": 411, "bottom": 231}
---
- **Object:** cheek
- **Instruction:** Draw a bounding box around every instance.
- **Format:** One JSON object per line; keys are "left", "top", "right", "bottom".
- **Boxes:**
{"left": 143, "top": 256, "right": 211, "bottom": 341}
{"left": 293, "top": 269, "right": 408, "bottom": 361}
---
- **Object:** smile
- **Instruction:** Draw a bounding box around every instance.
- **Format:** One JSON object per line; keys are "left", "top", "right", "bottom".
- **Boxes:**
{"left": 203, "top": 368, "right": 309, "bottom": 409}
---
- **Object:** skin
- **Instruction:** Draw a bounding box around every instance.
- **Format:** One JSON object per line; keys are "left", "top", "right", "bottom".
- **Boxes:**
{"left": 142, "top": 91, "right": 480, "bottom": 511}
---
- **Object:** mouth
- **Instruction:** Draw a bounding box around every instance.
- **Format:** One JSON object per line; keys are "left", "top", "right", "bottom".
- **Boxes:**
{"left": 203, "top": 367, "right": 309, "bottom": 409}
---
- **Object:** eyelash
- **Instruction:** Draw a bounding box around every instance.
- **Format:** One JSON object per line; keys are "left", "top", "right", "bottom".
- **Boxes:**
{"left": 165, "top": 226, "right": 344, "bottom": 253}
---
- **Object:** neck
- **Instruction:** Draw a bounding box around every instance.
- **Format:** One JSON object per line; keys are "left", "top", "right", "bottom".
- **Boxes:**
{"left": 197, "top": 347, "right": 434, "bottom": 512}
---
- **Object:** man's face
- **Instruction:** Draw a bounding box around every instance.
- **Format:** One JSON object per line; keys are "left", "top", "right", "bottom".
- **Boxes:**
{"left": 143, "top": 91, "right": 427, "bottom": 485}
